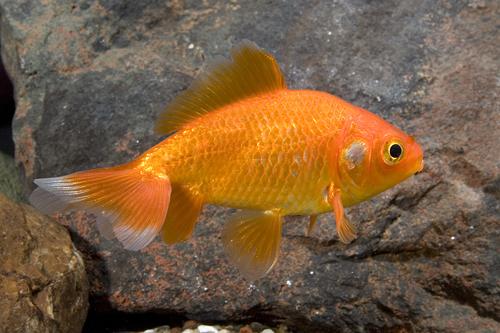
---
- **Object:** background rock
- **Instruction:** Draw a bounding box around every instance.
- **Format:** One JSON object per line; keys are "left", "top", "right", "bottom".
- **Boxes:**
{"left": 0, "top": 194, "right": 89, "bottom": 333}
{"left": 0, "top": 0, "right": 498, "bottom": 332}
{"left": 0, "top": 151, "right": 23, "bottom": 201}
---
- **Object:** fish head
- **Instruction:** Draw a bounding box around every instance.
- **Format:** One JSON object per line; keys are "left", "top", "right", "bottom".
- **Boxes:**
{"left": 337, "top": 112, "right": 424, "bottom": 201}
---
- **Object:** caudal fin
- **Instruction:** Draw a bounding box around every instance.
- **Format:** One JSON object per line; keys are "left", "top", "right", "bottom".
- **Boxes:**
{"left": 29, "top": 164, "right": 171, "bottom": 250}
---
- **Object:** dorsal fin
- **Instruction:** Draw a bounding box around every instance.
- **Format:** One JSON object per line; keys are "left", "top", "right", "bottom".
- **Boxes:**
{"left": 155, "top": 42, "right": 287, "bottom": 135}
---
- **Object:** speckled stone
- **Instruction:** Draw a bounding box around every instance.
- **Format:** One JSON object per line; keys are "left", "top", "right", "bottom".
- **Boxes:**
{"left": 1, "top": 0, "right": 499, "bottom": 332}
{"left": 0, "top": 194, "right": 89, "bottom": 333}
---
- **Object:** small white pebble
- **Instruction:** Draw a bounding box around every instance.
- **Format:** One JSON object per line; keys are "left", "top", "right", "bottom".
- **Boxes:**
{"left": 469, "top": 225, "right": 474, "bottom": 230}
{"left": 188, "top": 43, "right": 194, "bottom": 49}
{"left": 327, "top": 31, "right": 332, "bottom": 35}
{"left": 203, "top": 287, "right": 208, "bottom": 291}
{"left": 198, "top": 325, "right": 218, "bottom": 333}
{"left": 286, "top": 280, "right": 292, "bottom": 286}
{"left": 182, "top": 329, "right": 195, "bottom": 333}
{"left": 219, "top": 330, "right": 231, "bottom": 333}
{"left": 450, "top": 236, "right": 456, "bottom": 240}
{"left": 309, "top": 271, "right": 314, "bottom": 275}
{"left": 261, "top": 329, "right": 274, "bottom": 333}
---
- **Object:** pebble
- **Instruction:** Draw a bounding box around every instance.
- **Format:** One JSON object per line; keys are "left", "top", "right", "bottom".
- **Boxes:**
{"left": 249, "top": 322, "right": 267, "bottom": 332}
{"left": 198, "top": 325, "right": 219, "bottom": 333}
{"left": 239, "top": 325, "right": 253, "bottom": 333}
{"left": 143, "top": 323, "right": 285, "bottom": 333}
{"left": 183, "top": 320, "right": 198, "bottom": 330}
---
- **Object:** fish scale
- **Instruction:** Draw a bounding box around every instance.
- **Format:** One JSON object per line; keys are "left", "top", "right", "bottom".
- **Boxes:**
{"left": 158, "top": 90, "right": 341, "bottom": 214}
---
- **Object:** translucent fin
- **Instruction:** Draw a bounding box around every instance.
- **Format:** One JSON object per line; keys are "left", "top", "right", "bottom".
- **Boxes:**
{"left": 30, "top": 165, "right": 171, "bottom": 250}
{"left": 327, "top": 185, "right": 358, "bottom": 244}
{"left": 222, "top": 210, "right": 282, "bottom": 280}
{"left": 161, "top": 185, "right": 203, "bottom": 244}
{"left": 155, "top": 42, "right": 287, "bottom": 135}
{"left": 307, "top": 214, "right": 318, "bottom": 236}
{"left": 29, "top": 187, "right": 72, "bottom": 214}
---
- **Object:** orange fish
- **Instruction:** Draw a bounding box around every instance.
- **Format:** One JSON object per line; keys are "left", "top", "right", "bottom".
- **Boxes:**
{"left": 30, "top": 43, "right": 424, "bottom": 279}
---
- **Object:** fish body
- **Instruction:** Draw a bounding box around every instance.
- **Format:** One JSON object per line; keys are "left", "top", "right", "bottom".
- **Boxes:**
{"left": 31, "top": 44, "right": 423, "bottom": 279}
{"left": 152, "top": 89, "right": 339, "bottom": 215}
{"left": 146, "top": 89, "right": 417, "bottom": 213}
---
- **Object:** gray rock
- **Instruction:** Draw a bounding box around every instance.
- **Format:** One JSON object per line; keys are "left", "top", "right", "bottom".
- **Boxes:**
{"left": 1, "top": 0, "right": 498, "bottom": 332}
{"left": 0, "top": 151, "right": 24, "bottom": 201}
{"left": 0, "top": 194, "right": 89, "bottom": 333}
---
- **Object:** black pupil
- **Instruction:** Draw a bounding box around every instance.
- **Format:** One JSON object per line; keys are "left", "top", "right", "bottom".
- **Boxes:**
{"left": 390, "top": 144, "right": 402, "bottom": 159}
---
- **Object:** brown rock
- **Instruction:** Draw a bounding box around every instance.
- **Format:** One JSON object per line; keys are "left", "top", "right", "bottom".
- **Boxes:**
{"left": 0, "top": 194, "right": 88, "bottom": 333}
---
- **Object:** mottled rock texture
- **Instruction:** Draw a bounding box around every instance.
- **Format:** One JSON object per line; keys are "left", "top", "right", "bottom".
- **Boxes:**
{"left": 0, "top": 194, "right": 88, "bottom": 333}
{"left": 1, "top": 0, "right": 498, "bottom": 332}
{"left": 0, "top": 151, "right": 23, "bottom": 201}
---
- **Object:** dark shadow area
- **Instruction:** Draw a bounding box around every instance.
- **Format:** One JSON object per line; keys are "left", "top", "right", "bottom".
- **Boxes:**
{"left": 83, "top": 310, "right": 188, "bottom": 333}
{"left": 65, "top": 219, "right": 187, "bottom": 333}
{"left": 0, "top": 54, "right": 15, "bottom": 156}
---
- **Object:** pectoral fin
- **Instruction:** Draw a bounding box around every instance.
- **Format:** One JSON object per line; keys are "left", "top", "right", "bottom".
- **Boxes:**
{"left": 161, "top": 185, "right": 203, "bottom": 244}
{"left": 222, "top": 210, "right": 282, "bottom": 280}
{"left": 327, "top": 185, "right": 357, "bottom": 244}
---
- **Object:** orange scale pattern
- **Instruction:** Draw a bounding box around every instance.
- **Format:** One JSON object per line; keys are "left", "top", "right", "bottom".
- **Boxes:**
{"left": 152, "top": 89, "right": 351, "bottom": 216}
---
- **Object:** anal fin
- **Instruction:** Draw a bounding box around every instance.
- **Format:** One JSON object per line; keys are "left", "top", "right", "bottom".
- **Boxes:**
{"left": 161, "top": 185, "right": 203, "bottom": 244}
{"left": 222, "top": 210, "right": 282, "bottom": 280}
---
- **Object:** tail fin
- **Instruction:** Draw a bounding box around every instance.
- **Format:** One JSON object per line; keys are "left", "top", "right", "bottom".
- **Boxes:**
{"left": 29, "top": 164, "right": 171, "bottom": 250}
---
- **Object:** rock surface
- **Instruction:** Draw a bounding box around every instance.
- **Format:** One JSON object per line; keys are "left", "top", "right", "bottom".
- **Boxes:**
{"left": 0, "top": 194, "right": 89, "bottom": 333}
{"left": 1, "top": 0, "right": 499, "bottom": 332}
{"left": 0, "top": 151, "right": 24, "bottom": 201}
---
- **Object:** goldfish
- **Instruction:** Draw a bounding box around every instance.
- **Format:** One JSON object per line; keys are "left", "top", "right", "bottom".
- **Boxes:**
{"left": 30, "top": 43, "right": 424, "bottom": 279}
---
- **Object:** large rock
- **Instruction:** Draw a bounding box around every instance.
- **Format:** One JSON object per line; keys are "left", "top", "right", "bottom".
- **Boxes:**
{"left": 1, "top": 0, "right": 498, "bottom": 331}
{"left": 0, "top": 194, "right": 89, "bottom": 333}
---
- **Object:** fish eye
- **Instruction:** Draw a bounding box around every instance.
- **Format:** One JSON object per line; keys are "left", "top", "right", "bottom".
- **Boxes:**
{"left": 389, "top": 143, "right": 402, "bottom": 159}
{"left": 383, "top": 141, "right": 404, "bottom": 165}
